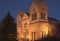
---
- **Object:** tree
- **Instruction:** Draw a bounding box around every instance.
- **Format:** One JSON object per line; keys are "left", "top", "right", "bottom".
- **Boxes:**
{"left": 1, "top": 12, "right": 17, "bottom": 41}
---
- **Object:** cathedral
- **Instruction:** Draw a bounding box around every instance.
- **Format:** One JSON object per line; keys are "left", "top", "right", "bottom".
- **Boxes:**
{"left": 16, "top": 0, "right": 60, "bottom": 41}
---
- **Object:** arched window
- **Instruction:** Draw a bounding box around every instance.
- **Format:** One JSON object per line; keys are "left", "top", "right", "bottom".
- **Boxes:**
{"left": 32, "top": 13, "right": 37, "bottom": 21}
{"left": 24, "top": 23, "right": 28, "bottom": 38}
{"left": 24, "top": 23, "right": 27, "bottom": 28}
{"left": 32, "top": 32, "right": 36, "bottom": 41}
{"left": 41, "top": 13, "right": 45, "bottom": 20}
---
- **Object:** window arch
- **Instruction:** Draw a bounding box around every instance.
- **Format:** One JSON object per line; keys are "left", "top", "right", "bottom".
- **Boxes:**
{"left": 24, "top": 23, "right": 27, "bottom": 28}
{"left": 32, "top": 13, "right": 37, "bottom": 21}
{"left": 41, "top": 13, "right": 45, "bottom": 20}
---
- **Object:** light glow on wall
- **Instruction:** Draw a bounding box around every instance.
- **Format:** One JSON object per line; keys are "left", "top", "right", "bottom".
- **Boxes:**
{"left": 40, "top": 23, "right": 49, "bottom": 36}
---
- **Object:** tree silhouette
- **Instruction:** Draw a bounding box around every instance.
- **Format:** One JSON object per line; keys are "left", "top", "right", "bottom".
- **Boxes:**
{"left": 1, "top": 12, "right": 17, "bottom": 41}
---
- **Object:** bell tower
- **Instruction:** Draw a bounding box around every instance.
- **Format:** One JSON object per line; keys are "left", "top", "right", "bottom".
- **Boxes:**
{"left": 29, "top": 0, "right": 48, "bottom": 23}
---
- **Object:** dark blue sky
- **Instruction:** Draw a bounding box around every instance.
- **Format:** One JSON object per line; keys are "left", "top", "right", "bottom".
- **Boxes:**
{"left": 0, "top": 0, "right": 60, "bottom": 21}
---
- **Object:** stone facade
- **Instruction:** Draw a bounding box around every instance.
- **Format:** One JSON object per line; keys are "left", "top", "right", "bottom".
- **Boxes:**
{"left": 16, "top": 0, "right": 57, "bottom": 41}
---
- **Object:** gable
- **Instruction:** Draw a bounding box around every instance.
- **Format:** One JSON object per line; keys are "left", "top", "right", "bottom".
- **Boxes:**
{"left": 22, "top": 12, "right": 29, "bottom": 20}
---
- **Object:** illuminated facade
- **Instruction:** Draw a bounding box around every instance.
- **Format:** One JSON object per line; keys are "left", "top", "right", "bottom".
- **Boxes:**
{"left": 16, "top": 0, "right": 57, "bottom": 41}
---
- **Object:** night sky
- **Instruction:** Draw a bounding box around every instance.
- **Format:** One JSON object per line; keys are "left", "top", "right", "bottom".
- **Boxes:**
{"left": 0, "top": 0, "right": 60, "bottom": 21}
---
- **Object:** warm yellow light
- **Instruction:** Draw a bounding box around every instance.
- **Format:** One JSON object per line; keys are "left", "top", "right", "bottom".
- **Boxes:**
{"left": 22, "top": 35, "right": 24, "bottom": 38}
{"left": 42, "top": 27, "right": 48, "bottom": 35}
{"left": 40, "top": 23, "right": 49, "bottom": 36}
{"left": 27, "top": 35, "right": 31, "bottom": 40}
